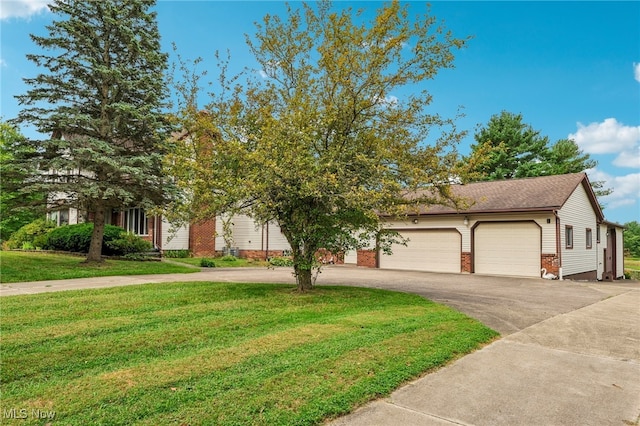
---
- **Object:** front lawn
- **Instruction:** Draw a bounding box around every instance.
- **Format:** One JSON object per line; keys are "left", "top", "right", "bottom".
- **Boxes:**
{"left": 624, "top": 256, "right": 640, "bottom": 280}
{"left": 0, "top": 282, "right": 497, "bottom": 425}
{"left": 171, "top": 256, "right": 269, "bottom": 268}
{"left": 0, "top": 251, "right": 198, "bottom": 283}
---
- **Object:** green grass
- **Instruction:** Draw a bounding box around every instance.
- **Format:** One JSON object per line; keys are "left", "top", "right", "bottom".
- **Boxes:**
{"left": 0, "top": 282, "right": 497, "bottom": 425}
{"left": 171, "top": 256, "right": 269, "bottom": 268}
{"left": 624, "top": 256, "right": 640, "bottom": 280}
{"left": 0, "top": 251, "right": 198, "bottom": 283}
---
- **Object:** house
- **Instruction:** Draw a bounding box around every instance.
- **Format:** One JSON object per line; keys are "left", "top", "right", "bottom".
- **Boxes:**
{"left": 345, "top": 173, "right": 625, "bottom": 281}
{"left": 49, "top": 172, "right": 624, "bottom": 280}
{"left": 48, "top": 207, "right": 291, "bottom": 260}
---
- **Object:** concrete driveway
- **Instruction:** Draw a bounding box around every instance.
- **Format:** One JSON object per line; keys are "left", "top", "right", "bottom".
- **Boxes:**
{"left": 2, "top": 265, "right": 639, "bottom": 425}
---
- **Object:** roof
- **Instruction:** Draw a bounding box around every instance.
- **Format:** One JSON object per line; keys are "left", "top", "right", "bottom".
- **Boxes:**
{"left": 403, "top": 173, "right": 604, "bottom": 221}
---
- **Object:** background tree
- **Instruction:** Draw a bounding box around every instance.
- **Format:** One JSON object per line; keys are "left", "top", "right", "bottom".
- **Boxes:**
{"left": 462, "top": 110, "right": 611, "bottom": 199}
{"left": 7, "top": 0, "right": 174, "bottom": 262}
{"left": 0, "top": 121, "right": 45, "bottom": 242}
{"left": 168, "top": 0, "right": 468, "bottom": 291}
{"left": 623, "top": 221, "right": 640, "bottom": 258}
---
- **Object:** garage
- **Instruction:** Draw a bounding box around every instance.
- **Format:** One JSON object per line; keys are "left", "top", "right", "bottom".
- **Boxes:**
{"left": 379, "top": 229, "right": 461, "bottom": 273}
{"left": 474, "top": 222, "right": 541, "bottom": 277}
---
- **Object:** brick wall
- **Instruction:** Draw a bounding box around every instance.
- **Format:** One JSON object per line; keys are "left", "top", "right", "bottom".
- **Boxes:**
{"left": 238, "top": 250, "right": 285, "bottom": 260}
{"left": 461, "top": 252, "right": 472, "bottom": 273}
{"left": 189, "top": 219, "right": 216, "bottom": 257}
{"left": 357, "top": 249, "right": 377, "bottom": 268}
{"left": 541, "top": 253, "right": 559, "bottom": 277}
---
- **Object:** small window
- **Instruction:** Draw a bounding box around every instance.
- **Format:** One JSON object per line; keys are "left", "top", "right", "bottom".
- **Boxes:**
{"left": 596, "top": 226, "right": 601, "bottom": 243}
{"left": 47, "top": 209, "right": 70, "bottom": 226}
{"left": 586, "top": 228, "right": 592, "bottom": 249}
{"left": 565, "top": 225, "right": 573, "bottom": 249}
{"left": 124, "top": 208, "right": 148, "bottom": 235}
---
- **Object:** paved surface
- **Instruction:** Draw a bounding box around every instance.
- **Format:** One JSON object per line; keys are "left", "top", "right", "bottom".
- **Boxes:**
{"left": 2, "top": 265, "right": 639, "bottom": 425}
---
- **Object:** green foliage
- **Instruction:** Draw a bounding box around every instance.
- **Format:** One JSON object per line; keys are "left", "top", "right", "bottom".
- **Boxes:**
{"left": 463, "top": 111, "right": 611, "bottom": 201}
{"left": 105, "top": 232, "right": 153, "bottom": 255}
{"left": 44, "top": 223, "right": 124, "bottom": 255}
{"left": 5, "top": 219, "right": 56, "bottom": 250}
{"left": 8, "top": 0, "right": 176, "bottom": 262}
{"left": 220, "top": 254, "right": 238, "bottom": 262}
{"left": 623, "top": 221, "right": 640, "bottom": 257}
{"left": 200, "top": 258, "right": 216, "bottom": 267}
{"left": 168, "top": 0, "right": 468, "bottom": 290}
{"left": 0, "top": 121, "right": 45, "bottom": 242}
{"left": 269, "top": 256, "right": 295, "bottom": 267}
{"left": 163, "top": 249, "right": 191, "bottom": 258}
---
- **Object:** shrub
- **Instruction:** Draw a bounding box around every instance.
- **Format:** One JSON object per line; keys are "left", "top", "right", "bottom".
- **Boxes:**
{"left": 5, "top": 219, "right": 56, "bottom": 250}
{"left": 269, "top": 256, "right": 294, "bottom": 267}
{"left": 44, "top": 223, "right": 124, "bottom": 255}
{"left": 200, "top": 258, "right": 216, "bottom": 267}
{"left": 220, "top": 255, "right": 238, "bottom": 262}
{"left": 163, "top": 249, "right": 191, "bottom": 258}
{"left": 106, "top": 232, "right": 152, "bottom": 255}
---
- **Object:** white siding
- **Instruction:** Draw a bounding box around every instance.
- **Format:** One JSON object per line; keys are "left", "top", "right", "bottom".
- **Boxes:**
{"left": 215, "top": 214, "right": 290, "bottom": 251}
{"left": 161, "top": 219, "right": 190, "bottom": 250}
{"left": 557, "top": 184, "right": 598, "bottom": 277}
{"left": 616, "top": 227, "right": 624, "bottom": 278}
{"left": 343, "top": 250, "right": 358, "bottom": 264}
{"left": 596, "top": 224, "right": 606, "bottom": 280}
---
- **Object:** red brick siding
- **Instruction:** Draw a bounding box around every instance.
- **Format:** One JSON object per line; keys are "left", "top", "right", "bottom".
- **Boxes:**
{"left": 357, "top": 249, "right": 377, "bottom": 268}
{"left": 541, "top": 253, "right": 559, "bottom": 277}
{"left": 461, "top": 252, "right": 472, "bottom": 273}
{"left": 189, "top": 219, "right": 216, "bottom": 257}
{"left": 238, "top": 250, "right": 285, "bottom": 260}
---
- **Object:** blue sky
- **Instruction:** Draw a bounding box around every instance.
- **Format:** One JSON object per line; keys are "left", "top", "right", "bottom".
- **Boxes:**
{"left": 1, "top": 1, "right": 639, "bottom": 224}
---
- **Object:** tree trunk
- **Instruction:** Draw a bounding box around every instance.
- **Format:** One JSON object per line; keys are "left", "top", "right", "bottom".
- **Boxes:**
{"left": 85, "top": 208, "right": 106, "bottom": 263}
{"left": 295, "top": 264, "right": 314, "bottom": 292}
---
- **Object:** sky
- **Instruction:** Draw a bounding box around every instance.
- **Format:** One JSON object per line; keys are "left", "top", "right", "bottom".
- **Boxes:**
{"left": 1, "top": 0, "right": 639, "bottom": 224}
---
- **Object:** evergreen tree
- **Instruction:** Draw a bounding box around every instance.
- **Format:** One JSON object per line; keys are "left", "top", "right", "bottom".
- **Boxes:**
{"left": 463, "top": 111, "right": 611, "bottom": 200}
{"left": 9, "top": 0, "right": 174, "bottom": 262}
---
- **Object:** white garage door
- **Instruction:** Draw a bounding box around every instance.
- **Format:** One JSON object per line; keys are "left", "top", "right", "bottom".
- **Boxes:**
{"left": 474, "top": 222, "right": 540, "bottom": 277}
{"left": 380, "top": 230, "right": 461, "bottom": 273}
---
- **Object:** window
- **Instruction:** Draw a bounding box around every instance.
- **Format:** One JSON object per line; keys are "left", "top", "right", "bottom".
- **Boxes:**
{"left": 47, "top": 209, "right": 69, "bottom": 226}
{"left": 124, "top": 208, "right": 148, "bottom": 235}
{"left": 596, "top": 226, "right": 601, "bottom": 243}
{"left": 565, "top": 225, "right": 573, "bottom": 249}
{"left": 586, "top": 228, "right": 592, "bottom": 249}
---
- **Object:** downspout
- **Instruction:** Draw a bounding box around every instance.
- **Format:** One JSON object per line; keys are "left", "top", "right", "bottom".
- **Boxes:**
{"left": 554, "top": 210, "right": 563, "bottom": 280}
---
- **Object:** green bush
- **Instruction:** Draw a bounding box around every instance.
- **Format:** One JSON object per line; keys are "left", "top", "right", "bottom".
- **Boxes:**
{"left": 269, "top": 256, "right": 294, "bottom": 267}
{"left": 5, "top": 219, "right": 56, "bottom": 250}
{"left": 44, "top": 223, "right": 124, "bottom": 255}
{"left": 220, "top": 255, "right": 238, "bottom": 262}
{"left": 163, "top": 249, "right": 191, "bottom": 258}
{"left": 106, "top": 232, "right": 152, "bottom": 255}
{"left": 200, "top": 258, "right": 216, "bottom": 267}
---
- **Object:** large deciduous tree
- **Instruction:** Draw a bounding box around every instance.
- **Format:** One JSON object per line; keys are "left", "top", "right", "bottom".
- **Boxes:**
{"left": 463, "top": 111, "right": 611, "bottom": 200}
{"left": 169, "top": 1, "right": 468, "bottom": 291}
{"left": 9, "top": 0, "right": 174, "bottom": 262}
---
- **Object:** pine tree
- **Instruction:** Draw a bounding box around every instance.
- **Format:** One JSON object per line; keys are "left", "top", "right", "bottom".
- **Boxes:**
{"left": 10, "top": 0, "right": 173, "bottom": 262}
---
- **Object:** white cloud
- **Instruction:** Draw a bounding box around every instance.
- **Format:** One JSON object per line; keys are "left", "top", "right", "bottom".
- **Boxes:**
{"left": 635, "top": 62, "right": 640, "bottom": 83}
{"left": 0, "top": 58, "right": 6, "bottom": 67}
{"left": 0, "top": 0, "right": 50, "bottom": 20}
{"left": 258, "top": 70, "right": 268, "bottom": 79}
{"left": 587, "top": 168, "right": 640, "bottom": 210}
{"left": 613, "top": 146, "right": 640, "bottom": 168}
{"left": 568, "top": 118, "right": 640, "bottom": 155}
